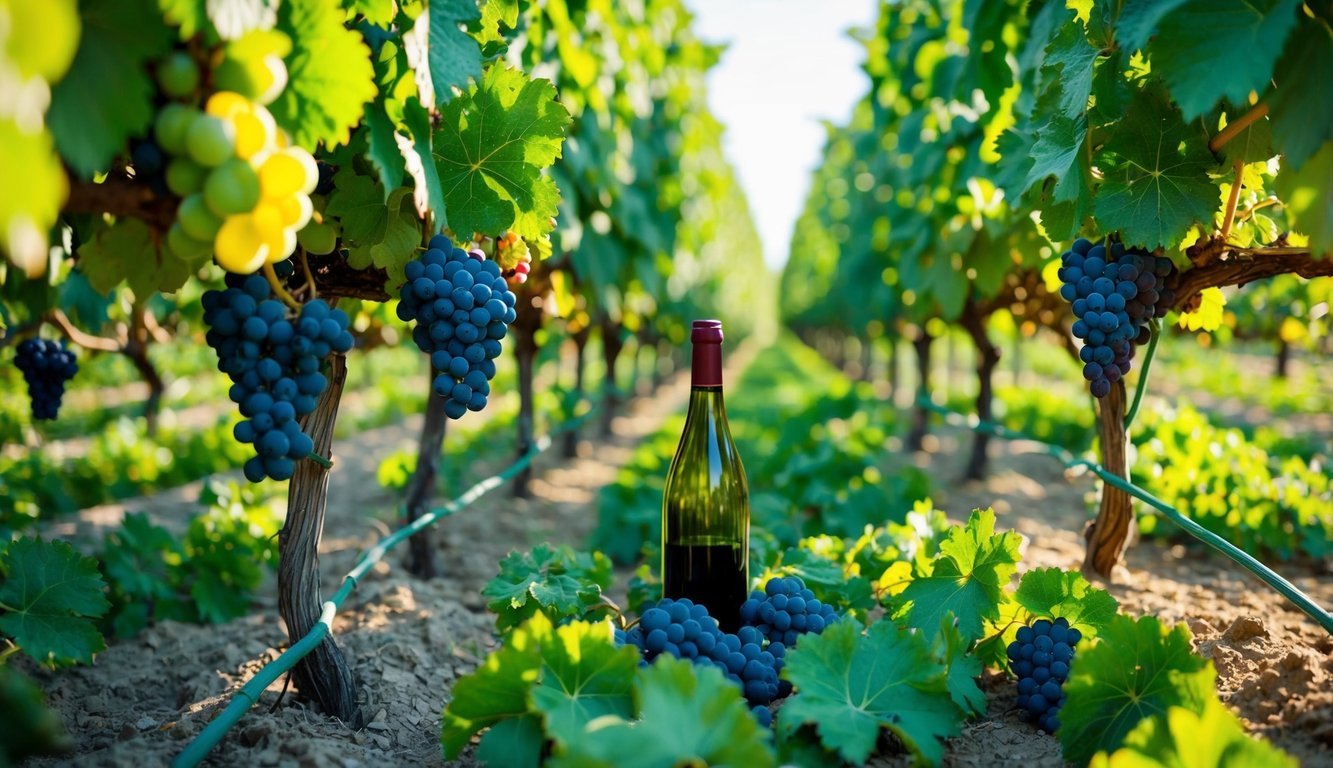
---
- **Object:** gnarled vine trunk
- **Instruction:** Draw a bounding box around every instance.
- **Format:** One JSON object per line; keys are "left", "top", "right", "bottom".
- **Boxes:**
{"left": 563, "top": 325, "right": 590, "bottom": 459}
{"left": 1083, "top": 379, "right": 1134, "bottom": 578}
{"left": 960, "top": 302, "right": 999, "bottom": 481}
{"left": 279, "top": 354, "right": 362, "bottom": 725}
{"left": 906, "top": 327, "right": 933, "bottom": 452}
{"left": 401, "top": 387, "right": 447, "bottom": 579}
{"left": 599, "top": 317, "right": 624, "bottom": 438}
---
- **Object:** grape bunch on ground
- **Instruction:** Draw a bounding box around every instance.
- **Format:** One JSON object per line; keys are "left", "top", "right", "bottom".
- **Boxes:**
{"left": 397, "top": 236, "right": 519, "bottom": 419}
{"left": 1057, "top": 238, "right": 1175, "bottom": 397}
{"left": 617, "top": 575, "right": 839, "bottom": 726}
{"left": 203, "top": 273, "right": 352, "bottom": 481}
{"left": 1007, "top": 616, "right": 1081, "bottom": 734}
{"left": 14, "top": 339, "right": 78, "bottom": 421}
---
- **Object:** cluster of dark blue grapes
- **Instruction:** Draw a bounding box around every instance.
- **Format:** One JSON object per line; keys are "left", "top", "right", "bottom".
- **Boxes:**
{"left": 1006, "top": 617, "right": 1081, "bottom": 734}
{"left": 14, "top": 339, "right": 78, "bottom": 420}
{"left": 396, "top": 235, "right": 517, "bottom": 419}
{"left": 739, "top": 576, "right": 839, "bottom": 697}
{"left": 202, "top": 273, "right": 352, "bottom": 481}
{"left": 1057, "top": 238, "right": 1175, "bottom": 397}
{"left": 617, "top": 598, "right": 780, "bottom": 726}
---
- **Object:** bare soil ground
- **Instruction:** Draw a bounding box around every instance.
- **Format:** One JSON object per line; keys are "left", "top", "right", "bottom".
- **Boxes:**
{"left": 22, "top": 349, "right": 1333, "bottom": 767}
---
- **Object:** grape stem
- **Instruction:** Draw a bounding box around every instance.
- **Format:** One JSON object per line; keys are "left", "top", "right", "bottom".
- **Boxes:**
{"left": 262, "top": 262, "right": 303, "bottom": 310}
{"left": 1123, "top": 319, "right": 1159, "bottom": 430}
{"left": 298, "top": 247, "right": 318, "bottom": 299}
{"left": 0, "top": 641, "right": 20, "bottom": 663}
{"left": 1219, "top": 159, "right": 1244, "bottom": 241}
{"left": 1208, "top": 102, "right": 1269, "bottom": 154}
{"left": 304, "top": 451, "right": 333, "bottom": 469}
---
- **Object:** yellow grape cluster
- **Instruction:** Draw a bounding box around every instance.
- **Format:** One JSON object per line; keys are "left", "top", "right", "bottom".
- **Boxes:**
{"left": 155, "top": 92, "right": 317, "bottom": 274}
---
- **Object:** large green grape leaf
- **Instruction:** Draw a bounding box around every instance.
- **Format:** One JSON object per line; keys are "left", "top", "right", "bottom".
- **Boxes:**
{"left": 529, "top": 619, "right": 638, "bottom": 738}
{"left": 482, "top": 545, "right": 612, "bottom": 631}
{"left": 1025, "top": 113, "right": 1088, "bottom": 203}
{"left": 1115, "top": 0, "right": 1188, "bottom": 54}
{"left": 1060, "top": 615, "right": 1215, "bottom": 765}
{"left": 441, "top": 614, "right": 639, "bottom": 762}
{"left": 894, "top": 508, "right": 1022, "bottom": 643}
{"left": 404, "top": 97, "right": 448, "bottom": 232}
{"left": 1041, "top": 22, "right": 1098, "bottom": 120}
{"left": 427, "top": 0, "right": 483, "bottom": 103}
{"left": 1150, "top": 0, "right": 1302, "bottom": 119}
{"left": 548, "top": 657, "right": 777, "bottom": 768}
{"left": 76, "top": 218, "right": 195, "bottom": 296}
{"left": 363, "top": 102, "right": 407, "bottom": 194}
{"left": 47, "top": 0, "right": 173, "bottom": 178}
{"left": 1013, "top": 567, "right": 1119, "bottom": 638}
{"left": 780, "top": 619, "right": 960, "bottom": 765}
{"left": 325, "top": 168, "right": 421, "bottom": 287}
{"left": 1091, "top": 697, "right": 1297, "bottom": 768}
{"left": 271, "top": 0, "right": 377, "bottom": 150}
{"left": 475, "top": 715, "right": 543, "bottom": 768}
{"left": 1267, "top": 19, "right": 1333, "bottom": 171}
{"left": 0, "top": 538, "right": 109, "bottom": 668}
{"left": 1093, "top": 85, "right": 1217, "bottom": 249}
{"left": 433, "top": 63, "right": 570, "bottom": 239}
{"left": 1275, "top": 142, "right": 1333, "bottom": 257}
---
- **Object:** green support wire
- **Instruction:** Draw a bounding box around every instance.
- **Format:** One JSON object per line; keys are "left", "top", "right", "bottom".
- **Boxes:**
{"left": 918, "top": 398, "right": 1333, "bottom": 635}
{"left": 173, "top": 407, "right": 598, "bottom": 768}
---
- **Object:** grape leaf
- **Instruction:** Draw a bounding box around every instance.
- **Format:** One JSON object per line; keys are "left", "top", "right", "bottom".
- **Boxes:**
{"left": 1013, "top": 567, "right": 1119, "bottom": 638}
{"left": 1177, "top": 287, "right": 1226, "bottom": 332}
{"left": 475, "top": 715, "right": 543, "bottom": 768}
{"left": 325, "top": 169, "right": 421, "bottom": 288}
{"left": 474, "top": 0, "right": 521, "bottom": 49}
{"left": 481, "top": 545, "right": 612, "bottom": 631}
{"left": 894, "top": 508, "right": 1022, "bottom": 642}
{"left": 403, "top": 97, "right": 448, "bottom": 231}
{"left": 936, "top": 615, "right": 986, "bottom": 717}
{"left": 1060, "top": 615, "right": 1215, "bottom": 764}
{"left": 1150, "top": 0, "right": 1302, "bottom": 119}
{"left": 0, "top": 122, "right": 68, "bottom": 276}
{"left": 76, "top": 219, "right": 195, "bottom": 296}
{"left": 548, "top": 656, "right": 777, "bottom": 768}
{"left": 271, "top": 0, "right": 377, "bottom": 150}
{"left": 1090, "top": 697, "right": 1297, "bottom": 768}
{"left": 363, "top": 102, "right": 408, "bottom": 193}
{"left": 433, "top": 63, "right": 570, "bottom": 239}
{"left": 47, "top": 0, "right": 173, "bottom": 177}
{"left": 1041, "top": 22, "right": 1099, "bottom": 120}
{"left": 1115, "top": 0, "right": 1188, "bottom": 54}
{"left": 1093, "top": 84, "right": 1217, "bottom": 249}
{"left": 0, "top": 537, "right": 110, "bottom": 668}
{"left": 1025, "top": 113, "right": 1088, "bottom": 203}
{"left": 1274, "top": 142, "right": 1332, "bottom": 257}
{"left": 780, "top": 618, "right": 960, "bottom": 765}
{"left": 529, "top": 619, "right": 638, "bottom": 738}
{"left": 427, "top": 0, "right": 483, "bottom": 103}
{"left": 1267, "top": 19, "right": 1333, "bottom": 171}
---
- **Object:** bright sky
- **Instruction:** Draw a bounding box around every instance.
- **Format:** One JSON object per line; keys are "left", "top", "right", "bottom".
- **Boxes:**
{"left": 686, "top": 0, "right": 877, "bottom": 270}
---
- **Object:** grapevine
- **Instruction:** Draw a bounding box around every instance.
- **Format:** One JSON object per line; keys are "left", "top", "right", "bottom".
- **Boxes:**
{"left": 396, "top": 236, "right": 517, "bottom": 420}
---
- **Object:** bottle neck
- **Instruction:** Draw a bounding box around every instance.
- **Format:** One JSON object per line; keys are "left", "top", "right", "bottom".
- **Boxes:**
{"left": 691, "top": 341, "right": 723, "bottom": 388}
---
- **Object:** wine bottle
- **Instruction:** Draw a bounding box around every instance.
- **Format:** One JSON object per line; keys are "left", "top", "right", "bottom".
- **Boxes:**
{"left": 662, "top": 319, "right": 749, "bottom": 632}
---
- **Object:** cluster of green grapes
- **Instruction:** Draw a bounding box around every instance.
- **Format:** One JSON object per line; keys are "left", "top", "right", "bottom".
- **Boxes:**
{"left": 144, "top": 49, "right": 319, "bottom": 274}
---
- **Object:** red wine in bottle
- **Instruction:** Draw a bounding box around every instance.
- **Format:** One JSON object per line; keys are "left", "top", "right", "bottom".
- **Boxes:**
{"left": 662, "top": 319, "right": 749, "bottom": 632}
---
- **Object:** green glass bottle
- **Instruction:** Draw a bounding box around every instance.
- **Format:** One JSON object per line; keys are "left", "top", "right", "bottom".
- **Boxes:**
{"left": 661, "top": 319, "right": 749, "bottom": 632}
